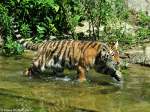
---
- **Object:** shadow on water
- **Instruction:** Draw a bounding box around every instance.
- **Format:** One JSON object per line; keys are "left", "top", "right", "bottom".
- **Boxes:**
{"left": 0, "top": 52, "right": 150, "bottom": 112}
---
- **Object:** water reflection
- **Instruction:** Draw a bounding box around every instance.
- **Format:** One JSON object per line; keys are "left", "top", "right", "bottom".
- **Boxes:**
{"left": 0, "top": 54, "right": 150, "bottom": 112}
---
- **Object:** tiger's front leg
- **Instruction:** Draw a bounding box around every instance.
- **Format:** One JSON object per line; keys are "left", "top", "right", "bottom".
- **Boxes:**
{"left": 77, "top": 66, "right": 86, "bottom": 82}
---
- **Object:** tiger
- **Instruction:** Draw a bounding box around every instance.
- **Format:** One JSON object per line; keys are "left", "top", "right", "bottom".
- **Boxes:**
{"left": 12, "top": 21, "right": 122, "bottom": 83}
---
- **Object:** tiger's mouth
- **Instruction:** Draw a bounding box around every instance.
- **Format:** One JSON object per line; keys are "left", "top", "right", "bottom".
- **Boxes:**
{"left": 95, "top": 61, "right": 123, "bottom": 83}
{"left": 105, "top": 61, "right": 123, "bottom": 82}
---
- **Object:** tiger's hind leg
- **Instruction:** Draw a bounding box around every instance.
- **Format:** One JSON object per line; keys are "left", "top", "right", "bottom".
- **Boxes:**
{"left": 23, "top": 53, "right": 46, "bottom": 78}
{"left": 77, "top": 66, "right": 86, "bottom": 82}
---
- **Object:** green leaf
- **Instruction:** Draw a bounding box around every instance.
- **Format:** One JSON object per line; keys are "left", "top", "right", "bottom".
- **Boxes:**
{"left": 37, "top": 25, "right": 46, "bottom": 34}
{"left": 53, "top": 5, "right": 59, "bottom": 12}
{"left": 17, "top": 0, "right": 20, "bottom": 3}
{"left": 74, "top": 15, "right": 80, "bottom": 21}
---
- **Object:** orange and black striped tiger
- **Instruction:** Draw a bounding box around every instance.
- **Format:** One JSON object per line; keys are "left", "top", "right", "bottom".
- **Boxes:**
{"left": 13, "top": 21, "right": 122, "bottom": 83}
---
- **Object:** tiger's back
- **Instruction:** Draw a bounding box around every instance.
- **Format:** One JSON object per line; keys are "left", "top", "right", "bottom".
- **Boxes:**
{"left": 34, "top": 40, "right": 100, "bottom": 69}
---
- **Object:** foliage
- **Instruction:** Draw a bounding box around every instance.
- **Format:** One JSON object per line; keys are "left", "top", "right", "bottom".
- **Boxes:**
{"left": 82, "top": 0, "right": 129, "bottom": 40}
{"left": 136, "top": 27, "right": 150, "bottom": 40}
{"left": 83, "top": 0, "right": 112, "bottom": 39}
{"left": 138, "top": 11, "right": 150, "bottom": 27}
{"left": 56, "top": 0, "right": 84, "bottom": 39}
{"left": 103, "top": 26, "right": 135, "bottom": 45}
{"left": 2, "top": 36, "right": 23, "bottom": 56}
{"left": 0, "top": 4, "right": 12, "bottom": 36}
{"left": 35, "top": 25, "right": 47, "bottom": 42}
{"left": 113, "top": 0, "right": 129, "bottom": 20}
{"left": 136, "top": 11, "right": 150, "bottom": 41}
{"left": 0, "top": 4, "right": 23, "bottom": 55}
{"left": 0, "top": 0, "right": 143, "bottom": 55}
{"left": 20, "top": 23, "right": 31, "bottom": 38}
{"left": 2, "top": 0, "right": 129, "bottom": 40}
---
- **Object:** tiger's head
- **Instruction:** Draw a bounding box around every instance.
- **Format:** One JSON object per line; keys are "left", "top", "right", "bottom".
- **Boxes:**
{"left": 108, "top": 41, "right": 120, "bottom": 66}
{"left": 95, "top": 41, "right": 122, "bottom": 83}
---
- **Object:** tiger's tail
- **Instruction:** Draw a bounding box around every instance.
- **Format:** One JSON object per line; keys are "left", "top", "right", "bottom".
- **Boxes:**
{"left": 12, "top": 21, "right": 39, "bottom": 51}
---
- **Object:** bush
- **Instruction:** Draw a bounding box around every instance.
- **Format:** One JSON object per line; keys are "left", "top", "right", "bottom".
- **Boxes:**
{"left": 103, "top": 26, "right": 135, "bottom": 45}
{"left": 135, "top": 11, "right": 150, "bottom": 42}
{"left": 136, "top": 27, "right": 150, "bottom": 40}
{"left": 0, "top": 4, "right": 12, "bottom": 36}
{"left": 0, "top": 0, "right": 133, "bottom": 55}
{"left": 138, "top": 11, "right": 150, "bottom": 27}
{"left": 2, "top": 35, "right": 23, "bottom": 56}
{"left": 20, "top": 23, "right": 31, "bottom": 38}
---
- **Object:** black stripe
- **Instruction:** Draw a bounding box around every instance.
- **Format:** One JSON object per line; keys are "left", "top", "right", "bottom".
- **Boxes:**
{"left": 65, "top": 41, "right": 73, "bottom": 59}
{"left": 71, "top": 40, "right": 76, "bottom": 66}
{"left": 95, "top": 43, "right": 101, "bottom": 52}
{"left": 61, "top": 41, "right": 69, "bottom": 59}
{"left": 45, "top": 41, "right": 57, "bottom": 61}
{"left": 57, "top": 40, "right": 67, "bottom": 58}
{"left": 42, "top": 41, "right": 50, "bottom": 52}
{"left": 48, "top": 40, "right": 62, "bottom": 59}
{"left": 91, "top": 42, "right": 99, "bottom": 48}
{"left": 45, "top": 41, "right": 55, "bottom": 60}
{"left": 82, "top": 41, "right": 93, "bottom": 53}
{"left": 61, "top": 41, "right": 70, "bottom": 66}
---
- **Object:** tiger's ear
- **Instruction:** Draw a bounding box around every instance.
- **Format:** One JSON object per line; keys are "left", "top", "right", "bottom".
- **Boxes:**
{"left": 108, "top": 41, "right": 119, "bottom": 49}
{"left": 113, "top": 41, "right": 119, "bottom": 49}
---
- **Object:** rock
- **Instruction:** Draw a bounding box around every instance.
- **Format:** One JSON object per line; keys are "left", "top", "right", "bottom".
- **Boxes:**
{"left": 124, "top": 43, "right": 150, "bottom": 66}
{"left": 127, "top": 0, "right": 150, "bottom": 16}
{"left": 144, "top": 45, "right": 150, "bottom": 58}
{"left": 75, "top": 21, "right": 90, "bottom": 36}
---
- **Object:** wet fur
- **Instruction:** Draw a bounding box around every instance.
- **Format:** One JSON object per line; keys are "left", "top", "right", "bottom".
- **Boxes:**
{"left": 25, "top": 40, "right": 120, "bottom": 82}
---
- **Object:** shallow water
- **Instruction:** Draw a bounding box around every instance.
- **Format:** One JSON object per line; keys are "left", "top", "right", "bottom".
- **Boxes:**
{"left": 0, "top": 53, "right": 150, "bottom": 112}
